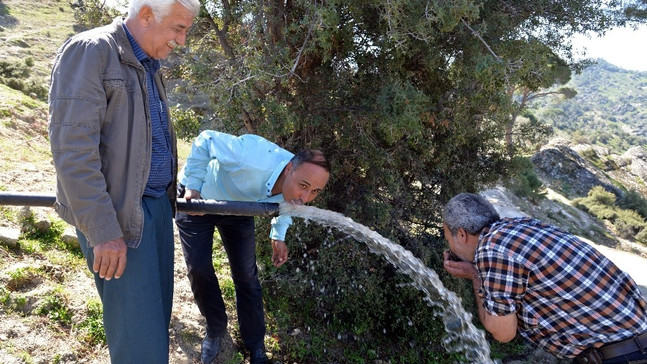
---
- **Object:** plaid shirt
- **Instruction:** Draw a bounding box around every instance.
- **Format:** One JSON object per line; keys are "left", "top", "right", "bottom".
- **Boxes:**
{"left": 476, "top": 217, "right": 647, "bottom": 359}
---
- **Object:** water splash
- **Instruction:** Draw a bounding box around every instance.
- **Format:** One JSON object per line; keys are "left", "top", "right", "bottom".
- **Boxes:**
{"left": 281, "top": 203, "right": 494, "bottom": 364}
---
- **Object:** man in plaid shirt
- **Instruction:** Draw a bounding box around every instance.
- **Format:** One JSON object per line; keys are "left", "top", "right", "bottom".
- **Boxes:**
{"left": 442, "top": 193, "right": 647, "bottom": 363}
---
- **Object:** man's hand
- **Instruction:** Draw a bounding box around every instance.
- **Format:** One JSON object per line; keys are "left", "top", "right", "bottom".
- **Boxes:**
{"left": 443, "top": 249, "right": 478, "bottom": 280}
{"left": 184, "top": 188, "right": 205, "bottom": 216}
{"left": 271, "top": 239, "right": 288, "bottom": 267}
{"left": 93, "top": 238, "right": 127, "bottom": 280}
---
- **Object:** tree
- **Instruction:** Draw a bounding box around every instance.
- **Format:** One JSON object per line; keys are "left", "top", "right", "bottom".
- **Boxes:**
{"left": 500, "top": 41, "right": 576, "bottom": 156}
{"left": 72, "top": 0, "right": 124, "bottom": 28}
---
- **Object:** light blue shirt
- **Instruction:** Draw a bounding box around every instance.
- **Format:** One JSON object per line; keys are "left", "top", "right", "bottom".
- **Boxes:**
{"left": 179, "top": 130, "right": 294, "bottom": 240}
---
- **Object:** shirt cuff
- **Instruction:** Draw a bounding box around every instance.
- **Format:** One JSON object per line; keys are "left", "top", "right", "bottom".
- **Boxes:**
{"left": 184, "top": 176, "right": 204, "bottom": 192}
{"left": 269, "top": 215, "right": 292, "bottom": 241}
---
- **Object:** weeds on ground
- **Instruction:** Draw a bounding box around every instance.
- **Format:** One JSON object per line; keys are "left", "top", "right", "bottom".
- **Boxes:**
{"left": 0, "top": 208, "right": 106, "bottom": 349}
{"left": 77, "top": 298, "right": 106, "bottom": 345}
{"left": 36, "top": 286, "right": 73, "bottom": 326}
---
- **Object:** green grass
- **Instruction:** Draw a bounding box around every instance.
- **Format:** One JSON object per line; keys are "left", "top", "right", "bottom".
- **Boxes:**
{"left": 1, "top": 0, "right": 78, "bottom": 80}
{"left": 6, "top": 265, "right": 42, "bottom": 290}
{"left": 36, "top": 286, "right": 73, "bottom": 326}
{"left": 77, "top": 298, "right": 106, "bottom": 345}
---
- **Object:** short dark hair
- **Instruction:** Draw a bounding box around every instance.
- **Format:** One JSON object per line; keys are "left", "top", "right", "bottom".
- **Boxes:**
{"left": 290, "top": 149, "right": 331, "bottom": 173}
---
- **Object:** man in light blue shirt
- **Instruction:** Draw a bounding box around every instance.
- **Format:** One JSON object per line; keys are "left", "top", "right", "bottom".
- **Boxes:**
{"left": 175, "top": 130, "right": 331, "bottom": 364}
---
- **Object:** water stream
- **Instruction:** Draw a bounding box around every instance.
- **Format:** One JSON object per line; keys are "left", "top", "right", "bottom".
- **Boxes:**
{"left": 280, "top": 203, "right": 494, "bottom": 363}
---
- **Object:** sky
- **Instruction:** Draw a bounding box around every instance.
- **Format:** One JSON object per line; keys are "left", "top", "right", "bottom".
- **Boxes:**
{"left": 571, "top": 24, "right": 647, "bottom": 72}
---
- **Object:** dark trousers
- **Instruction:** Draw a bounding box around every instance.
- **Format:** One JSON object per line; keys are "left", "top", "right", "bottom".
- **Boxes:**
{"left": 175, "top": 209, "right": 266, "bottom": 352}
{"left": 601, "top": 350, "right": 647, "bottom": 364}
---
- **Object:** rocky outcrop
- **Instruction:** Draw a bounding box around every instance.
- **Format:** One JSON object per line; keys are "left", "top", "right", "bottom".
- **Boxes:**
{"left": 622, "top": 146, "right": 647, "bottom": 184}
{"left": 531, "top": 138, "right": 625, "bottom": 199}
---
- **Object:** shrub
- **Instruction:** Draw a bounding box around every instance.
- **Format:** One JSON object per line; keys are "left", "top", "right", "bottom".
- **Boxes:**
{"left": 575, "top": 186, "right": 616, "bottom": 211}
{"left": 171, "top": 106, "right": 203, "bottom": 142}
{"left": 588, "top": 186, "right": 617, "bottom": 206}
{"left": 71, "top": 0, "right": 122, "bottom": 29}
{"left": 0, "top": 59, "right": 30, "bottom": 79}
{"left": 636, "top": 228, "right": 647, "bottom": 245}
{"left": 614, "top": 209, "right": 647, "bottom": 240}
{"left": 258, "top": 219, "right": 474, "bottom": 363}
{"left": 0, "top": 59, "right": 48, "bottom": 100}
{"left": 505, "top": 157, "right": 545, "bottom": 200}
{"left": 618, "top": 189, "right": 647, "bottom": 220}
{"left": 586, "top": 204, "right": 617, "bottom": 220}
{"left": 575, "top": 186, "right": 647, "bottom": 245}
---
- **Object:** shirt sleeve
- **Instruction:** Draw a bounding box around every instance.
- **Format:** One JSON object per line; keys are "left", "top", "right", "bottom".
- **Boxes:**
{"left": 477, "top": 249, "right": 527, "bottom": 316}
{"left": 183, "top": 130, "right": 244, "bottom": 191}
{"left": 269, "top": 214, "right": 293, "bottom": 241}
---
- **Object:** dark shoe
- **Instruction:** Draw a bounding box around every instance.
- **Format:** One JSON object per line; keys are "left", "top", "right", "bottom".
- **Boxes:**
{"left": 249, "top": 347, "right": 268, "bottom": 364}
{"left": 200, "top": 334, "right": 221, "bottom": 364}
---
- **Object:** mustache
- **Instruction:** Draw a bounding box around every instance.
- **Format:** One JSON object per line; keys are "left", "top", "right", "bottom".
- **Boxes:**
{"left": 167, "top": 40, "right": 180, "bottom": 49}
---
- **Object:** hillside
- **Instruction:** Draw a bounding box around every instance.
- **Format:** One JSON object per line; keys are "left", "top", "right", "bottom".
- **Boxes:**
{"left": 0, "top": 0, "right": 65, "bottom": 196}
{"left": 529, "top": 59, "right": 647, "bottom": 152}
{"left": 1, "top": 1, "right": 647, "bottom": 364}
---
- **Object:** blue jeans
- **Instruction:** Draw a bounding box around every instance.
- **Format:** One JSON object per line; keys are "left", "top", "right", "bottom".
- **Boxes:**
{"left": 78, "top": 195, "right": 174, "bottom": 364}
{"left": 175, "top": 208, "right": 265, "bottom": 352}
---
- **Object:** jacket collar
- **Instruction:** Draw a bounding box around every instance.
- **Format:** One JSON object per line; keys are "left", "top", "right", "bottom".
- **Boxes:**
{"left": 110, "top": 17, "right": 142, "bottom": 69}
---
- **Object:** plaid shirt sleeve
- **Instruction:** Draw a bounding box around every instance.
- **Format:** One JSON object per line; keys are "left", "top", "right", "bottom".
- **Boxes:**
{"left": 477, "top": 248, "right": 526, "bottom": 316}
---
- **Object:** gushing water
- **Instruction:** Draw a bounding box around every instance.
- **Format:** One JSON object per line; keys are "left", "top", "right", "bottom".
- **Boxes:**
{"left": 281, "top": 203, "right": 494, "bottom": 364}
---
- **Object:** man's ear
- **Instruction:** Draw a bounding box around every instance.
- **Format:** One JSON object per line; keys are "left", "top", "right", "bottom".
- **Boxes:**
{"left": 456, "top": 227, "right": 469, "bottom": 244}
{"left": 137, "top": 5, "right": 154, "bottom": 26}
{"left": 284, "top": 161, "right": 294, "bottom": 174}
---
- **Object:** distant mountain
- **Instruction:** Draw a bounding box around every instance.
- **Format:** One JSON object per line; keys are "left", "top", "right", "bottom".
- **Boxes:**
{"left": 529, "top": 59, "right": 647, "bottom": 152}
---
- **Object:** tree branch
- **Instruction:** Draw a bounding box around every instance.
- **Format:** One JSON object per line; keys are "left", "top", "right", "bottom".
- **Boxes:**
{"left": 461, "top": 19, "right": 502, "bottom": 62}
{"left": 203, "top": 6, "right": 235, "bottom": 59}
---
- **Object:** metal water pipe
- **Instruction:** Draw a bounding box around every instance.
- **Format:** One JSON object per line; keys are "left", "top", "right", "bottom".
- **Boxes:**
{"left": 0, "top": 192, "right": 280, "bottom": 217}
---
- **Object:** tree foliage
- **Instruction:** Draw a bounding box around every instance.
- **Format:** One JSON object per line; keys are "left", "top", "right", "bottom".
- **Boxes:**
{"left": 72, "top": 0, "right": 124, "bottom": 29}
{"left": 175, "top": 0, "right": 643, "bottom": 219}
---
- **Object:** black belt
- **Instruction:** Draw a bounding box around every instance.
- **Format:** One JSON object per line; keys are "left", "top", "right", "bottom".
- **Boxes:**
{"left": 599, "top": 331, "right": 647, "bottom": 359}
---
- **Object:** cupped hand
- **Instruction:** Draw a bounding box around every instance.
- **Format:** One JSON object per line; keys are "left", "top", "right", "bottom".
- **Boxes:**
{"left": 443, "top": 249, "right": 478, "bottom": 280}
{"left": 271, "top": 239, "right": 288, "bottom": 267}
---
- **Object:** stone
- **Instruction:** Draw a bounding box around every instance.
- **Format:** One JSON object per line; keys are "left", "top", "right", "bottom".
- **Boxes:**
{"left": 0, "top": 226, "right": 20, "bottom": 247}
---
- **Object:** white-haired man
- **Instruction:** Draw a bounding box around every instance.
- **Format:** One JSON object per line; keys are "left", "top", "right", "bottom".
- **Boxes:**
{"left": 49, "top": 1, "right": 200, "bottom": 362}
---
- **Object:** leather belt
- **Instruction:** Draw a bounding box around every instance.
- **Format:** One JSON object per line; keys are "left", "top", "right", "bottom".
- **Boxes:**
{"left": 599, "top": 331, "right": 647, "bottom": 359}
